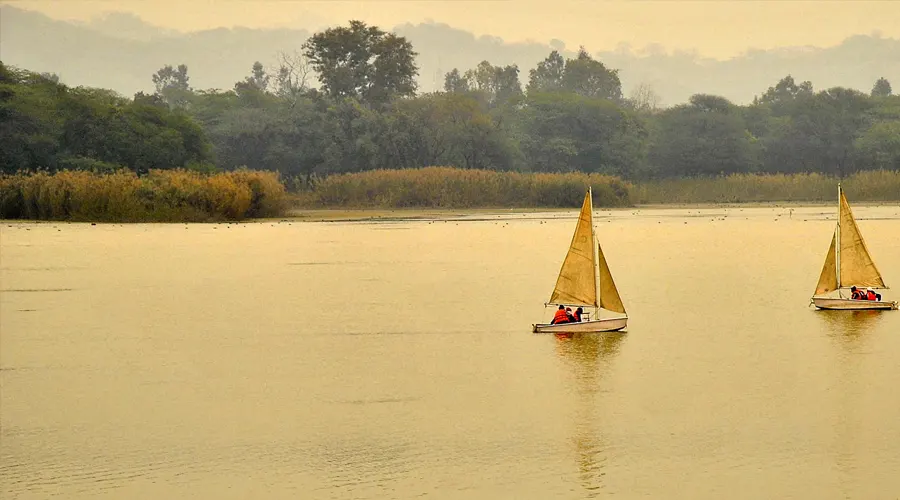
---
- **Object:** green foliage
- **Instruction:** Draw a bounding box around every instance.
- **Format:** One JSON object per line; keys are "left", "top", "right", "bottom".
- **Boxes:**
{"left": 302, "top": 20, "right": 418, "bottom": 106}
{"left": 561, "top": 48, "right": 623, "bottom": 102}
{"left": 449, "top": 61, "right": 523, "bottom": 107}
{"left": 526, "top": 50, "right": 565, "bottom": 94}
{"left": 152, "top": 64, "right": 192, "bottom": 109}
{"left": 443, "top": 69, "right": 469, "bottom": 93}
{"left": 759, "top": 87, "right": 872, "bottom": 177}
{"left": 521, "top": 92, "right": 646, "bottom": 177}
{"left": 855, "top": 121, "right": 900, "bottom": 170}
{"left": 526, "top": 48, "right": 622, "bottom": 102}
{"left": 753, "top": 75, "right": 813, "bottom": 110}
{"left": 57, "top": 156, "right": 125, "bottom": 173}
{"left": 0, "top": 62, "right": 213, "bottom": 175}
{"left": 871, "top": 77, "right": 892, "bottom": 98}
{"left": 647, "top": 95, "right": 757, "bottom": 177}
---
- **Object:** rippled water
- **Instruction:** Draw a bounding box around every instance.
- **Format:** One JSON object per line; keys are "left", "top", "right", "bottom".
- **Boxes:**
{"left": 2, "top": 205, "right": 900, "bottom": 499}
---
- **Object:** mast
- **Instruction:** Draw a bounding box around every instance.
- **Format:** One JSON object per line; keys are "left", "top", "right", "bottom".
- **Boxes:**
{"left": 836, "top": 183, "right": 841, "bottom": 291}
{"left": 589, "top": 187, "right": 601, "bottom": 309}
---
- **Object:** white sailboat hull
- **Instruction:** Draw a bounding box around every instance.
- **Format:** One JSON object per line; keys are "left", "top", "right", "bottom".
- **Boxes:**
{"left": 812, "top": 297, "right": 898, "bottom": 310}
{"left": 532, "top": 317, "right": 627, "bottom": 334}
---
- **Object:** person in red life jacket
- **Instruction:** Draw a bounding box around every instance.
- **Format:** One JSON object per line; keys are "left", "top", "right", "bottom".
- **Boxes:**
{"left": 850, "top": 286, "right": 865, "bottom": 300}
{"left": 551, "top": 305, "right": 570, "bottom": 324}
{"left": 573, "top": 307, "right": 583, "bottom": 322}
{"left": 866, "top": 289, "right": 880, "bottom": 301}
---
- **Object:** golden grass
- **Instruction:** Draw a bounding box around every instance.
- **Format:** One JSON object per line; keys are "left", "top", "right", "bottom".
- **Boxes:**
{"left": 0, "top": 169, "right": 287, "bottom": 222}
{"left": 631, "top": 171, "right": 900, "bottom": 204}
{"left": 294, "top": 167, "right": 632, "bottom": 208}
{"left": 3, "top": 168, "right": 895, "bottom": 222}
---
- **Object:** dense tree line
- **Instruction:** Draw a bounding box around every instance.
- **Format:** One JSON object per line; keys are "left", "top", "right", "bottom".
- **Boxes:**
{"left": 0, "top": 63, "right": 212, "bottom": 174}
{"left": 2, "top": 21, "right": 898, "bottom": 180}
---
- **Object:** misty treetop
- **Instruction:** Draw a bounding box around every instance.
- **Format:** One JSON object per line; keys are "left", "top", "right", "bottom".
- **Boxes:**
{"left": 302, "top": 20, "right": 419, "bottom": 106}
{"left": 1, "top": 20, "right": 898, "bottom": 179}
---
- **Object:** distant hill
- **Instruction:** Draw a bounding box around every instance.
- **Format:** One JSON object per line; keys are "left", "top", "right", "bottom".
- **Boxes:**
{"left": 2, "top": 5, "right": 898, "bottom": 105}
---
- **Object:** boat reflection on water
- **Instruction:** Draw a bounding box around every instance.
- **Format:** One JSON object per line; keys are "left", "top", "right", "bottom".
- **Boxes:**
{"left": 816, "top": 309, "right": 884, "bottom": 346}
{"left": 815, "top": 308, "right": 884, "bottom": 497}
{"left": 553, "top": 333, "right": 625, "bottom": 497}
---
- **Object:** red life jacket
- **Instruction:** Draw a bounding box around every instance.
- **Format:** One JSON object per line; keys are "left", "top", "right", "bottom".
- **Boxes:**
{"left": 866, "top": 290, "right": 877, "bottom": 301}
{"left": 552, "top": 309, "right": 570, "bottom": 324}
{"left": 851, "top": 290, "right": 864, "bottom": 300}
{"left": 573, "top": 312, "right": 582, "bottom": 322}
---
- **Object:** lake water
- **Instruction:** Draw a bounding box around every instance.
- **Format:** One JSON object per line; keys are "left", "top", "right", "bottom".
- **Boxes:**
{"left": 2, "top": 205, "right": 900, "bottom": 500}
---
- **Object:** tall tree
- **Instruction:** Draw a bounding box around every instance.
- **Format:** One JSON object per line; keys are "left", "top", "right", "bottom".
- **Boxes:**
{"left": 302, "top": 20, "right": 418, "bottom": 106}
{"left": 526, "top": 50, "right": 565, "bottom": 94}
{"left": 561, "top": 48, "right": 622, "bottom": 102}
{"left": 627, "top": 82, "right": 662, "bottom": 113}
{"left": 234, "top": 62, "right": 274, "bottom": 107}
{"left": 443, "top": 69, "right": 469, "bottom": 93}
{"left": 871, "top": 77, "right": 892, "bottom": 97}
{"left": 248, "top": 62, "right": 270, "bottom": 92}
{"left": 272, "top": 51, "right": 313, "bottom": 106}
{"left": 754, "top": 75, "right": 813, "bottom": 108}
{"left": 461, "top": 61, "right": 522, "bottom": 107}
{"left": 151, "top": 64, "right": 192, "bottom": 109}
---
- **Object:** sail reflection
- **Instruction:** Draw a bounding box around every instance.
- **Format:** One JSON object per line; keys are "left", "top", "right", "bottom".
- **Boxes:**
{"left": 553, "top": 333, "right": 625, "bottom": 497}
{"left": 817, "top": 311, "right": 874, "bottom": 497}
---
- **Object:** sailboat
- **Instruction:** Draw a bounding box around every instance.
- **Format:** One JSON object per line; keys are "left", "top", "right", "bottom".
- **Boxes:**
{"left": 533, "top": 189, "right": 628, "bottom": 333}
{"left": 811, "top": 184, "right": 898, "bottom": 310}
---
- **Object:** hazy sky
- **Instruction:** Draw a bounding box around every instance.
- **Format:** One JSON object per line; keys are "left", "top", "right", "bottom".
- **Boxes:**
{"left": 7, "top": 0, "right": 900, "bottom": 59}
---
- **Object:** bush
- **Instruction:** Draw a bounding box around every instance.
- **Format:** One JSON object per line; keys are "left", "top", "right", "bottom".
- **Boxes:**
{"left": 631, "top": 171, "right": 900, "bottom": 204}
{"left": 297, "top": 167, "right": 633, "bottom": 208}
{"left": 0, "top": 169, "right": 288, "bottom": 222}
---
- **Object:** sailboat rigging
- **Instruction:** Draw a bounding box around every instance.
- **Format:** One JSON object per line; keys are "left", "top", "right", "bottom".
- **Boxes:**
{"left": 810, "top": 184, "right": 898, "bottom": 310}
{"left": 533, "top": 189, "right": 629, "bottom": 333}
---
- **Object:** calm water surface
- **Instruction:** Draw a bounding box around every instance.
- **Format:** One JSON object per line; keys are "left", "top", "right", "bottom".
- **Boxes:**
{"left": 2, "top": 206, "right": 900, "bottom": 499}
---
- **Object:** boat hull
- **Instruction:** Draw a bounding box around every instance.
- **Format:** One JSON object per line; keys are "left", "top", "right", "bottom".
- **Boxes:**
{"left": 812, "top": 297, "right": 898, "bottom": 310}
{"left": 532, "top": 317, "right": 627, "bottom": 334}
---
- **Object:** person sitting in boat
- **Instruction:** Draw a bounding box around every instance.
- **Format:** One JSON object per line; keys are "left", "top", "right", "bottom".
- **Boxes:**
{"left": 565, "top": 307, "right": 576, "bottom": 322}
{"left": 866, "top": 288, "right": 881, "bottom": 301}
{"left": 573, "top": 307, "right": 584, "bottom": 322}
{"left": 850, "top": 286, "right": 866, "bottom": 300}
{"left": 551, "top": 305, "right": 570, "bottom": 324}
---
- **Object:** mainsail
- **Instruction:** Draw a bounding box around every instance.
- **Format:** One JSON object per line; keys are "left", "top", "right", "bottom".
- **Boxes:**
{"left": 838, "top": 190, "right": 886, "bottom": 289}
{"left": 814, "top": 231, "right": 838, "bottom": 295}
{"left": 549, "top": 192, "right": 598, "bottom": 307}
{"left": 597, "top": 242, "right": 626, "bottom": 314}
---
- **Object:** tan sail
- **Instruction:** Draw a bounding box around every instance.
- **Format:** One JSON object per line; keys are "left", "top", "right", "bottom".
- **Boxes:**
{"left": 597, "top": 242, "right": 626, "bottom": 314}
{"left": 838, "top": 191, "right": 886, "bottom": 288}
{"left": 814, "top": 231, "right": 838, "bottom": 295}
{"left": 549, "top": 192, "right": 597, "bottom": 307}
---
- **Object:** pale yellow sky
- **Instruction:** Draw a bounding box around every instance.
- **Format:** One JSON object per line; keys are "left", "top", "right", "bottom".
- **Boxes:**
{"left": 6, "top": 0, "right": 899, "bottom": 59}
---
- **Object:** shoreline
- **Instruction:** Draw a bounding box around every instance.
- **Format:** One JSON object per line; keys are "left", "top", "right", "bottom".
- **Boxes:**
{"left": 284, "top": 200, "right": 900, "bottom": 222}
{"left": 4, "top": 201, "right": 898, "bottom": 225}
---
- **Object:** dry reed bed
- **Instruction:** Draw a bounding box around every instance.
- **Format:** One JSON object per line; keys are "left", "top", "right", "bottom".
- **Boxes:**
{"left": 2, "top": 169, "right": 897, "bottom": 222}
{"left": 632, "top": 171, "right": 900, "bottom": 204}
{"left": 295, "top": 167, "right": 632, "bottom": 208}
{"left": 0, "top": 169, "right": 287, "bottom": 222}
